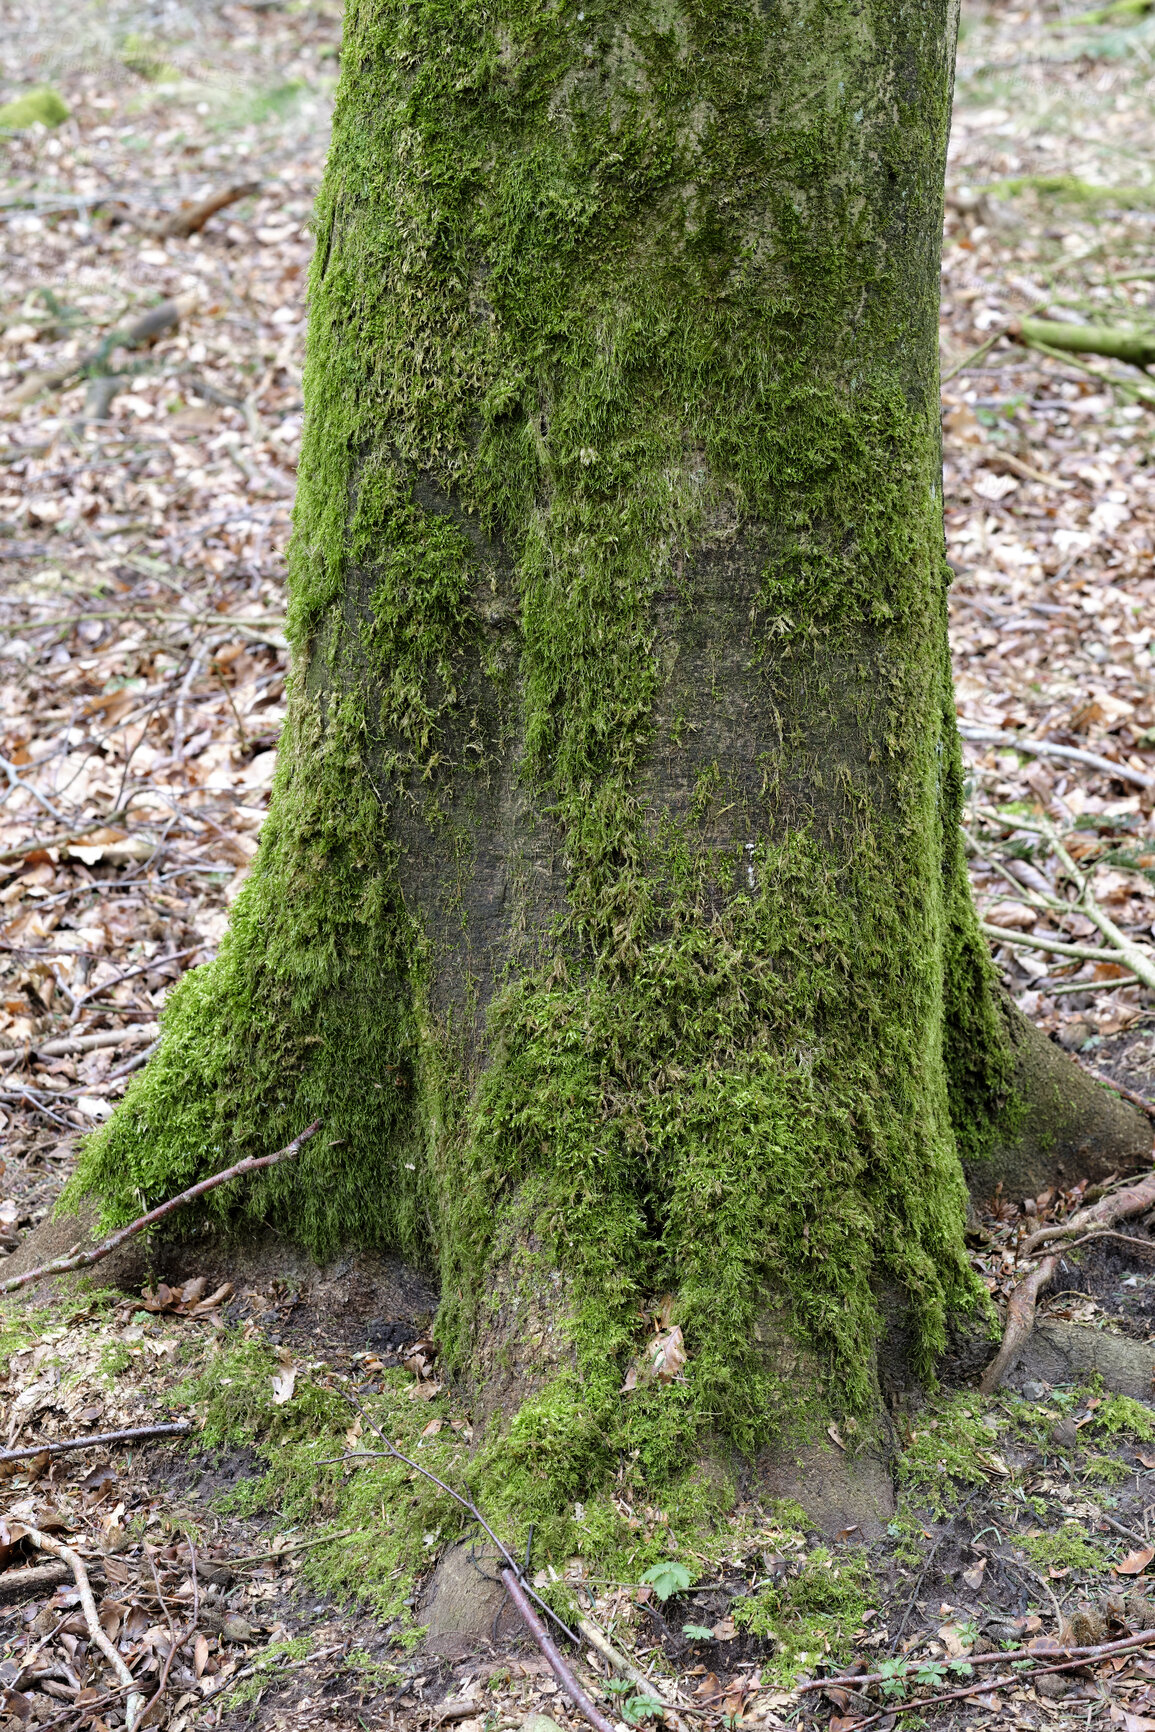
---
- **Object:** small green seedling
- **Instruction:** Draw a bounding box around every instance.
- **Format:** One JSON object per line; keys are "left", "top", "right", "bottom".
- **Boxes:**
{"left": 621, "top": 1697, "right": 665, "bottom": 1724}
{"left": 640, "top": 1561, "right": 691, "bottom": 1601}
{"left": 682, "top": 1624, "right": 714, "bottom": 1641}
{"left": 878, "top": 1659, "right": 909, "bottom": 1700}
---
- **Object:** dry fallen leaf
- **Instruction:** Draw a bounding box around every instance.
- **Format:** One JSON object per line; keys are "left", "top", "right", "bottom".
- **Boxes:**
{"left": 1116, "top": 1547, "right": 1155, "bottom": 1576}
{"left": 649, "top": 1324, "right": 686, "bottom": 1383}
{"left": 271, "top": 1364, "right": 297, "bottom": 1405}
{"left": 962, "top": 1558, "right": 987, "bottom": 1590}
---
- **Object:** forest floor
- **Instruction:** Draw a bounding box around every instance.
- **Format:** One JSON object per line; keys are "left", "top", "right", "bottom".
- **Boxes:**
{"left": 5, "top": 1, "right": 1155, "bottom": 1731}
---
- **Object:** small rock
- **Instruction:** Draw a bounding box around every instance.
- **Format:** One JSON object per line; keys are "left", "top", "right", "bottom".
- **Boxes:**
{"left": 1035, "top": 1675, "right": 1072, "bottom": 1700}
{"left": 1021, "top": 1381, "right": 1048, "bottom": 1403}
{"left": 1051, "top": 1415, "right": 1079, "bottom": 1448}
{"left": 222, "top": 1615, "right": 255, "bottom": 1644}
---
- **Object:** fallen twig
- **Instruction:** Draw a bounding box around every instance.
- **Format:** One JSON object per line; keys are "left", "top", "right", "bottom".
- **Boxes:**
{"left": 0, "top": 1120, "right": 321, "bottom": 1296}
{"left": 577, "top": 1615, "right": 690, "bottom": 1730}
{"left": 959, "top": 721, "right": 1155, "bottom": 790}
{"left": 502, "top": 1569, "right": 616, "bottom": 1732}
{"left": 147, "top": 181, "right": 260, "bottom": 240}
{"left": 1011, "top": 315, "right": 1155, "bottom": 370}
{"left": 979, "top": 922, "right": 1142, "bottom": 973}
{"left": 340, "top": 1397, "right": 579, "bottom": 1646}
{"left": 24, "top": 1525, "right": 144, "bottom": 1729}
{"left": 2, "top": 291, "right": 200, "bottom": 411}
{"left": 1077, "top": 1062, "right": 1155, "bottom": 1120}
{"left": 222, "top": 1528, "right": 354, "bottom": 1567}
{"left": 0, "top": 1421, "right": 191, "bottom": 1462}
{"left": 805, "top": 1625, "right": 1155, "bottom": 1693}
{"left": 0, "top": 1024, "right": 159, "bottom": 1070}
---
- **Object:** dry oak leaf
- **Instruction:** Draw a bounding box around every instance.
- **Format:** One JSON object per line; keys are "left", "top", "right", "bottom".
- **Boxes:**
{"left": 984, "top": 902, "right": 1038, "bottom": 931}
{"left": 1116, "top": 1547, "right": 1155, "bottom": 1577}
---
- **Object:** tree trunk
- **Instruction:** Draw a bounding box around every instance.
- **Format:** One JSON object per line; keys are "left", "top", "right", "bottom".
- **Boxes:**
{"left": 71, "top": 0, "right": 1146, "bottom": 1537}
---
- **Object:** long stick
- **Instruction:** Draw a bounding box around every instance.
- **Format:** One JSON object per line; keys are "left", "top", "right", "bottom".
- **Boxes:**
{"left": 0, "top": 1422, "right": 191, "bottom": 1463}
{"left": 577, "top": 1615, "right": 691, "bottom": 1730}
{"left": 959, "top": 722, "right": 1155, "bottom": 790}
{"left": 24, "top": 1526, "right": 144, "bottom": 1730}
{"left": 343, "top": 1397, "right": 579, "bottom": 1646}
{"left": 803, "top": 1626, "right": 1155, "bottom": 1693}
{"left": 0, "top": 1121, "right": 321, "bottom": 1297}
{"left": 501, "top": 1569, "right": 617, "bottom": 1732}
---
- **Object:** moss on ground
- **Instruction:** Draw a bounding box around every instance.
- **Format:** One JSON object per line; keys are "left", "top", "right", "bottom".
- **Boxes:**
{"left": 68, "top": 0, "right": 1019, "bottom": 1552}
{"left": 733, "top": 1548, "right": 874, "bottom": 1687}
{"left": 1019, "top": 1524, "right": 1108, "bottom": 1574}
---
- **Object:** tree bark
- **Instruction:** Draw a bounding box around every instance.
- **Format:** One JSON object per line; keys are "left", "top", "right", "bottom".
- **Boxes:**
{"left": 69, "top": 0, "right": 1146, "bottom": 1538}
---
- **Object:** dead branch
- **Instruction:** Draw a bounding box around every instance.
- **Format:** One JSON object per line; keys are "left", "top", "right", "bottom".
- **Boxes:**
{"left": 979, "top": 1252, "right": 1060, "bottom": 1394}
{"left": 0, "top": 1025, "right": 158, "bottom": 1070}
{"left": 2, "top": 291, "right": 200, "bottom": 411}
{"left": 0, "top": 1120, "right": 321, "bottom": 1297}
{"left": 24, "top": 1526, "right": 144, "bottom": 1729}
{"left": 341, "top": 1396, "right": 579, "bottom": 1645}
{"left": 1078, "top": 1062, "right": 1155, "bottom": 1120}
{"left": 1011, "top": 315, "right": 1155, "bottom": 370}
{"left": 0, "top": 1562, "right": 73, "bottom": 1605}
{"left": 804, "top": 1625, "right": 1155, "bottom": 1693}
{"left": 577, "top": 1615, "right": 690, "bottom": 1731}
{"left": 1022, "top": 1166, "right": 1155, "bottom": 1255}
{"left": 958, "top": 722, "right": 1155, "bottom": 790}
{"left": 501, "top": 1569, "right": 617, "bottom": 1732}
{"left": 146, "top": 181, "right": 260, "bottom": 240}
{"left": 0, "top": 1421, "right": 191, "bottom": 1463}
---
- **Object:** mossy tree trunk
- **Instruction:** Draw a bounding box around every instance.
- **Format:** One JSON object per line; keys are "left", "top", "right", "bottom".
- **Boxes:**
{"left": 74, "top": 0, "right": 1110, "bottom": 1529}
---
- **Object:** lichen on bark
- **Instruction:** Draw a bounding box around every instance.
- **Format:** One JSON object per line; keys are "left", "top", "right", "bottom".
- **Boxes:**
{"left": 70, "top": 0, "right": 1019, "bottom": 1519}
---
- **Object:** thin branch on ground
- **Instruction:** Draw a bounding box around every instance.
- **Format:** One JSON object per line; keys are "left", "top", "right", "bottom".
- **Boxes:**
{"left": 23, "top": 1526, "right": 144, "bottom": 1730}
{"left": 0, "top": 1120, "right": 321, "bottom": 1296}
{"left": 339, "top": 1396, "right": 579, "bottom": 1646}
{"left": 500, "top": 1568, "right": 617, "bottom": 1732}
{"left": 0, "top": 1421, "right": 191, "bottom": 1462}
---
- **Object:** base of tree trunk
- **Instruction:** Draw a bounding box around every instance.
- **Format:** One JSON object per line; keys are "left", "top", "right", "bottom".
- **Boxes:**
{"left": 972, "top": 998, "right": 1150, "bottom": 1204}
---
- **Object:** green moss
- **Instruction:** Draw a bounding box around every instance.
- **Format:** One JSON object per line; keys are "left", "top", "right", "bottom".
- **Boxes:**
{"left": 98, "top": 1342, "right": 134, "bottom": 1385}
{"left": 897, "top": 1393, "right": 1006, "bottom": 1516}
{"left": 0, "top": 88, "right": 69, "bottom": 128}
{"left": 1087, "top": 1395, "right": 1155, "bottom": 1442}
{"left": 1019, "top": 1525, "right": 1107, "bottom": 1575}
{"left": 68, "top": 0, "right": 1016, "bottom": 1559}
{"left": 222, "top": 1638, "right": 315, "bottom": 1709}
{"left": 733, "top": 1548, "right": 873, "bottom": 1687}
{"left": 1080, "top": 1454, "right": 1132, "bottom": 1485}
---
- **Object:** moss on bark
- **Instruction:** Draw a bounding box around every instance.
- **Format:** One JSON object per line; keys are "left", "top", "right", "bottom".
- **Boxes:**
{"left": 71, "top": 0, "right": 1020, "bottom": 1516}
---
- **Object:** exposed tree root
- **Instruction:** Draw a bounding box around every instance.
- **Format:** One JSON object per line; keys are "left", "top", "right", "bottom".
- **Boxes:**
{"left": 980, "top": 1165, "right": 1155, "bottom": 1391}
{"left": 979, "top": 1253, "right": 1061, "bottom": 1394}
{"left": 24, "top": 1526, "right": 144, "bottom": 1730}
{"left": 1022, "top": 1166, "right": 1155, "bottom": 1256}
